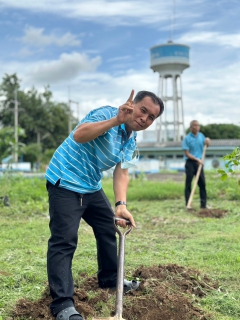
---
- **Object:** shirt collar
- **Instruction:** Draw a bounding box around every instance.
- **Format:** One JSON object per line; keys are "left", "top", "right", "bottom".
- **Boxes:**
{"left": 190, "top": 132, "right": 198, "bottom": 138}
{"left": 120, "top": 124, "right": 137, "bottom": 140}
{"left": 120, "top": 123, "right": 126, "bottom": 132}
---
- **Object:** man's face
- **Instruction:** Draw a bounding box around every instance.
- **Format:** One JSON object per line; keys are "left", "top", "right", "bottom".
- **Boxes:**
{"left": 125, "top": 96, "right": 160, "bottom": 132}
{"left": 190, "top": 121, "right": 200, "bottom": 134}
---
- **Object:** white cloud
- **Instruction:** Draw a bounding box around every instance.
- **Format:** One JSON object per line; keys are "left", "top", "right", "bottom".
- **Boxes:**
{"left": 182, "top": 61, "right": 240, "bottom": 125}
{"left": 1, "top": 0, "right": 238, "bottom": 33}
{"left": 22, "top": 26, "right": 81, "bottom": 47}
{"left": 44, "top": 63, "right": 235, "bottom": 125}
{"left": 178, "top": 31, "right": 240, "bottom": 48}
{"left": 27, "top": 52, "right": 102, "bottom": 83}
{"left": 185, "top": 113, "right": 235, "bottom": 127}
{"left": 1, "top": 55, "right": 239, "bottom": 126}
{"left": 14, "top": 56, "right": 236, "bottom": 127}
{"left": 18, "top": 47, "right": 35, "bottom": 58}
{"left": 191, "top": 21, "right": 216, "bottom": 29}
{"left": 0, "top": 0, "right": 180, "bottom": 26}
{"left": 107, "top": 55, "right": 131, "bottom": 62}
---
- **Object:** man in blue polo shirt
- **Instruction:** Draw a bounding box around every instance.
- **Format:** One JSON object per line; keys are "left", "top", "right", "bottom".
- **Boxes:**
{"left": 182, "top": 120, "right": 210, "bottom": 209}
{"left": 45, "top": 90, "right": 164, "bottom": 320}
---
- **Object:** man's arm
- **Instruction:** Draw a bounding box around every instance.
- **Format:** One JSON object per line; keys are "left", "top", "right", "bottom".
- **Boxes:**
{"left": 184, "top": 150, "right": 203, "bottom": 164}
{"left": 113, "top": 163, "right": 136, "bottom": 228}
{"left": 182, "top": 136, "right": 206, "bottom": 164}
{"left": 74, "top": 118, "right": 119, "bottom": 143}
{"left": 74, "top": 90, "right": 135, "bottom": 143}
{"left": 205, "top": 137, "right": 210, "bottom": 147}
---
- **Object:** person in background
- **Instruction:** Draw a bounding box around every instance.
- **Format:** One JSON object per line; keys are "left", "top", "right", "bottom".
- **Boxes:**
{"left": 182, "top": 120, "right": 210, "bottom": 209}
{"left": 45, "top": 90, "right": 164, "bottom": 320}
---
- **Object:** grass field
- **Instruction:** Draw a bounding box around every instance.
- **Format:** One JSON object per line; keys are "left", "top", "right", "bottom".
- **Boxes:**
{"left": 0, "top": 172, "right": 240, "bottom": 319}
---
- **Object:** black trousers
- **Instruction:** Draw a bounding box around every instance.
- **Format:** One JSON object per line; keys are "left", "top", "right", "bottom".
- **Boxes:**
{"left": 184, "top": 159, "right": 207, "bottom": 208}
{"left": 46, "top": 181, "right": 117, "bottom": 316}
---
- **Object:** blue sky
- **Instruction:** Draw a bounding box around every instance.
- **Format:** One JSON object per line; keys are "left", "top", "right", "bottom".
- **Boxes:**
{"left": 0, "top": 0, "right": 240, "bottom": 137}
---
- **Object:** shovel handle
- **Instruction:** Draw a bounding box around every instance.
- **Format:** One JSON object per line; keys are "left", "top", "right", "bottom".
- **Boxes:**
{"left": 114, "top": 218, "right": 132, "bottom": 236}
{"left": 115, "top": 218, "right": 131, "bottom": 225}
{"left": 113, "top": 217, "right": 132, "bottom": 318}
{"left": 187, "top": 144, "right": 207, "bottom": 209}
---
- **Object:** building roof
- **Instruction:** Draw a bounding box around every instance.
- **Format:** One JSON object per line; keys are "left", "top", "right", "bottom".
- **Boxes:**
{"left": 138, "top": 139, "right": 240, "bottom": 149}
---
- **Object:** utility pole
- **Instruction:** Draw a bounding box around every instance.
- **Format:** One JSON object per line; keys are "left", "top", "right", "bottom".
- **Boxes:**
{"left": 67, "top": 86, "right": 80, "bottom": 134}
{"left": 68, "top": 87, "right": 72, "bottom": 135}
{"left": 9, "top": 90, "right": 22, "bottom": 162}
{"left": 68, "top": 99, "right": 72, "bottom": 135}
{"left": 3, "top": 92, "right": 23, "bottom": 162}
{"left": 69, "top": 100, "right": 80, "bottom": 121}
{"left": 14, "top": 90, "right": 19, "bottom": 162}
{"left": 68, "top": 100, "right": 80, "bottom": 135}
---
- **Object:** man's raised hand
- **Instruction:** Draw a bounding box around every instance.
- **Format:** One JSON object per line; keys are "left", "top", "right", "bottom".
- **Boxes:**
{"left": 127, "top": 89, "right": 134, "bottom": 103}
{"left": 116, "top": 89, "right": 135, "bottom": 124}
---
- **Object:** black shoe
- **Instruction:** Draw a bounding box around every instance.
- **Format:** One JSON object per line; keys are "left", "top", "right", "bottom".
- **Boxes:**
{"left": 56, "top": 307, "right": 84, "bottom": 320}
{"left": 105, "top": 279, "right": 140, "bottom": 293}
{"left": 123, "top": 279, "right": 140, "bottom": 292}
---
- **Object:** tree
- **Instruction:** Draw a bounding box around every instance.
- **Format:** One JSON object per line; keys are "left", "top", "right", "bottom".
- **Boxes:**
{"left": 218, "top": 147, "right": 240, "bottom": 181}
{"left": 0, "top": 73, "right": 20, "bottom": 99}
{"left": 0, "top": 127, "right": 26, "bottom": 162}
{"left": 41, "top": 148, "right": 56, "bottom": 167}
{"left": 186, "top": 123, "right": 240, "bottom": 139}
{"left": 0, "top": 74, "right": 75, "bottom": 155}
{"left": 43, "top": 102, "right": 72, "bottom": 150}
{"left": 22, "top": 143, "right": 42, "bottom": 168}
{"left": 0, "top": 73, "right": 21, "bottom": 130}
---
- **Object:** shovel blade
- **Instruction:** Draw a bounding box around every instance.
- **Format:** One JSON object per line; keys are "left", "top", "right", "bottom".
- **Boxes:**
{"left": 92, "top": 316, "right": 125, "bottom": 320}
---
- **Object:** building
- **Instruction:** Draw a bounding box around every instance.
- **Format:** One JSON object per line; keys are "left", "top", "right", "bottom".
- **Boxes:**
{"left": 137, "top": 139, "right": 240, "bottom": 171}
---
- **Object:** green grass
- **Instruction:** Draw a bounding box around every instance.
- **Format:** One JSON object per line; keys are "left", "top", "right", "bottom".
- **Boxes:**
{"left": 0, "top": 172, "right": 240, "bottom": 319}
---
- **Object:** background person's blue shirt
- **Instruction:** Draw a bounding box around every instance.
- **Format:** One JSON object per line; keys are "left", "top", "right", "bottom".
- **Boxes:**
{"left": 45, "top": 106, "right": 137, "bottom": 194}
{"left": 182, "top": 132, "right": 206, "bottom": 160}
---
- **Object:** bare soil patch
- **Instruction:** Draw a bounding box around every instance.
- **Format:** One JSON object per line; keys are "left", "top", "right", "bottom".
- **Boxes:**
{"left": 189, "top": 209, "right": 228, "bottom": 219}
{"left": 11, "top": 264, "right": 219, "bottom": 320}
{"left": 146, "top": 172, "right": 185, "bottom": 183}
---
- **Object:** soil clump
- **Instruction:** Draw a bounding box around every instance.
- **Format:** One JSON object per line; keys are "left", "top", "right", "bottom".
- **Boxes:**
{"left": 11, "top": 264, "right": 219, "bottom": 320}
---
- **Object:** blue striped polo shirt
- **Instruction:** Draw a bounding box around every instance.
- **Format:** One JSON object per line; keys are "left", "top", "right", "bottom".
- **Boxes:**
{"left": 45, "top": 106, "right": 137, "bottom": 194}
{"left": 182, "top": 132, "right": 206, "bottom": 159}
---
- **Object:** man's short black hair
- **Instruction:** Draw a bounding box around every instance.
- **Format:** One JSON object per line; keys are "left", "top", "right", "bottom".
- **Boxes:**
{"left": 133, "top": 91, "right": 164, "bottom": 117}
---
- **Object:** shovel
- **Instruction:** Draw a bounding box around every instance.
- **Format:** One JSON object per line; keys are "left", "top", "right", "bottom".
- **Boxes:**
{"left": 92, "top": 217, "right": 132, "bottom": 320}
{"left": 187, "top": 144, "right": 207, "bottom": 210}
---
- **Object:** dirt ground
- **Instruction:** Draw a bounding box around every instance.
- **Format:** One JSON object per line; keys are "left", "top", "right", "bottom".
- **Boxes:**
{"left": 11, "top": 264, "right": 220, "bottom": 320}
{"left": 10, "top": 173, "right": 224, "bottom": 319}
{"left": 194, "top": 208, "right": 227, "bottom": 218}
{"left": 146, "top": 172, "right": 185, "bottom": 183}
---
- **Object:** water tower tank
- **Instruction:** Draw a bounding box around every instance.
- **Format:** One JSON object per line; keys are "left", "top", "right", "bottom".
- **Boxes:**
{"left": 150, "top": 42, "right": 190, "bottom": 142}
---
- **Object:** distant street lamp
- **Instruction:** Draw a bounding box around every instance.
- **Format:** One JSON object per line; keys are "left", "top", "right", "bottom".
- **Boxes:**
{"left": 9, "top": 90, "right": 23, "bottom": 162}
{"left": 37, "top": 132, "right": 51, "bottom": 145}
{"left": 2, "top": 91, "right": 23, "bottom": 162}
{"left": 13, "top": 90, "right": 19, "bottom": 162}
{"left": 68, "top": 99, "right": 80, "bottom": 135}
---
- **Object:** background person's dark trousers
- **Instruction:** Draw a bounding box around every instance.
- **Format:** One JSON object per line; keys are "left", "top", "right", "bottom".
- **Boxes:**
{"left": 184, "top": 159, "right": 207, "bottom": 208}
{"left": 46, "top": 182, "right": 117, "bottom": 317}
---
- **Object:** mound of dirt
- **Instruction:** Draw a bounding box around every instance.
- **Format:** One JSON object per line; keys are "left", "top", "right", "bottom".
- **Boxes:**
{"left": 11, "top": 264, "right": 219, "bottom": 320}
{"left": 196, "top": 209, "right": 228, "bottom": 218}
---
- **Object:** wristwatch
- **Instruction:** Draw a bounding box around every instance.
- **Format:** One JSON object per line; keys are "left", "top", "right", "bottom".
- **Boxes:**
{"left": 115, "top": 201, "right": 127, "bottom": 207}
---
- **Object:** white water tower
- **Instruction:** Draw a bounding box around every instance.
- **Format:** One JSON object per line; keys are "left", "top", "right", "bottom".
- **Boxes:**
{"left": 150, "top": 41, "right": 190, "bottom": 142}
